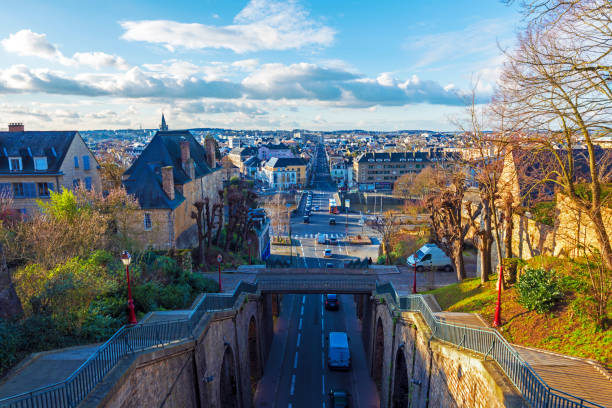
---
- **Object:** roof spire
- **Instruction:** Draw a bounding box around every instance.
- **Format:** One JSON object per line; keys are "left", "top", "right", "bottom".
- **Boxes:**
{"left": 159, "top": 113, "right": 168, "bottom": 131}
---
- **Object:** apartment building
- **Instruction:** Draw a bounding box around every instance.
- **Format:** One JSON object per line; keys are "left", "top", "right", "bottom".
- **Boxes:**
{"left": 0, "top": 123, "right": 102, "bottom": 215}
{"left": 353, "top": 150, "right": 458, "bottom": 191}
{"left": 262, "top": 157, "right": 308, "bottom": 190}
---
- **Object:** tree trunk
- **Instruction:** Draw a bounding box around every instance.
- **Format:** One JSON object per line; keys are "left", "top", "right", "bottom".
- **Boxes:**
{"left": 453, "top": 243, "right": 466, "bottom": 281}
{"left": 589, "top": 208, "right": 612, "bottom": 271}
{"left": 480, "top": 238, "right": 492, "bottom": 283}
{"left": 503, "top": 195, "right": 513, "bottom": 259}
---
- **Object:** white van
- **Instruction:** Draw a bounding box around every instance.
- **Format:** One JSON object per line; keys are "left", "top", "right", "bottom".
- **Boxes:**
{"left": 407, "top": 243, "right": 454, "bottom": 272}
{"left": 318, "top": 233, "right": 328, "bottom": 244}
{"left": 328, "top": 332, "right": 351, "bottom": 370}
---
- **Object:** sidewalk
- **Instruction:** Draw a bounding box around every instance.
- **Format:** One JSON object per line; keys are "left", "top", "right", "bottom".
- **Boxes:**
{"left": 0, "top": 344, "right": 100, "bottom": 399}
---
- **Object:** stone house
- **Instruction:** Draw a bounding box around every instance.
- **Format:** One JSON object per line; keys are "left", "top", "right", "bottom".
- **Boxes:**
{"left": 0, "top": 123, "right": 102, "bottom": 215}
{"left": 122, "top": 129, "right": 237, "bottom": 249}
{"left": 261, "top": 157, "right": 308, "bottom": 190}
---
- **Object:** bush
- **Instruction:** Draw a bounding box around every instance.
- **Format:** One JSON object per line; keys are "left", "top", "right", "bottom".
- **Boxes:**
{"left": 0, "top": 319, "right": 22, "bottom": 373}
{"left": 377, "top": 255, "right": 386, "bottom": 265}
{"left": 517, "top": 268, "right": 564, "bottom": 313}
{"left": 159, "top": 283, "right": 192, "bottom": 309}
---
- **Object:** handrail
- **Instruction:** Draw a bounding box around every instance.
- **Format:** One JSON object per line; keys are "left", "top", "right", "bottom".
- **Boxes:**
{"left": 0, "top": 281, "right": 258, "bottom": 408}
{"left": 380, "top": 289, "right": 606, "bottom": 408}
{"left": 0, "top": 279, "right": 605, "bottom": 408}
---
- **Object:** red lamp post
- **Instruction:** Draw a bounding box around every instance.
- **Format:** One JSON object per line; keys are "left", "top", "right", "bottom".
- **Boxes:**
{"left": 412, "top": 260, "right": 417, "bottom": 294}
{"left": 493, "top": 263, "right": 503, "bottom": 327}
{"left": 121, "top": 251, "right": 137, "bottom": 325}
{"left": 217, "top": 254, "right": 223, "bottom": 293}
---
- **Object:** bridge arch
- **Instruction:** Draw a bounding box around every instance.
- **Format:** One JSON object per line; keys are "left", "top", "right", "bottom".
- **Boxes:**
{"left": 219, "top": 345, "right": 239, "bottom": 408}
{"left": 373, "top": 317, "right": 385, "bottom": 393}
{"left": 247, "top": 315, "right": 261, "bottom": 400}
{"left": 392, "top": 347, "right": 409, "bottom": 408}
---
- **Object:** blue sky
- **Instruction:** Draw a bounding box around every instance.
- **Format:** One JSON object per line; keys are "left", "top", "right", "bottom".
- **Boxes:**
{"left": 0, "top": 0, "right": 521, "bottom": 130}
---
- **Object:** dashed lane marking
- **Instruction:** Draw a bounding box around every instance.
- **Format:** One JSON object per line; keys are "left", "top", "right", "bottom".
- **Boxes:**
{"left": 290, "top": 374, "right": 296, "bottom": 396}
{"left": 293, "top": 352, "right": 299, "bottom": 369}
{"left": 297, "top": 333, "right": 301, "bottom": 347}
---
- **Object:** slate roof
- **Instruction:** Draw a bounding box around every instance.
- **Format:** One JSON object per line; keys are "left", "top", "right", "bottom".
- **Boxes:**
{"left": 243, "top": 156, "right": 261, "bottom": 167}
{"left": 0, "top": 131, "right": 78, "bottom": 174}
{"left": 230, "top": 146, "right": 257, "bottom": 158}
{"left": 265, "top": 157, "right": 308, "bottom": 168}
{"left": 123, "top": 130, "right": 213, "bottom": 209}
{"left": 355, "top": 150, "right": 459, "bottom": 163}
{"left": 263, "top": 142, "right": 290, "bottom": 150}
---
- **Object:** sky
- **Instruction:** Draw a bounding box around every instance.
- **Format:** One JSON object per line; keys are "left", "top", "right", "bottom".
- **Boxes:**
{"left": 0, "top": 0, "right": 522, "bottom": 131}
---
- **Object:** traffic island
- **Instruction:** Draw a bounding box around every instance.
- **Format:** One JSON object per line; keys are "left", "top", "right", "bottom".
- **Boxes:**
{"left": 347, "top": 235, "right": 372, "bottom": 245}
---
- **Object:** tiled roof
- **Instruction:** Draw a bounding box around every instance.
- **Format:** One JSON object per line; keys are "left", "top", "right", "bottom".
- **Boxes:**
{"left": 0, "top": 131, "right": 78, "bottom": 174}
{"left": 123, "top": 130, "right": 212, "bottom": 209}
{"left": 265, "top": 157, "right": 308, "bottom": 168}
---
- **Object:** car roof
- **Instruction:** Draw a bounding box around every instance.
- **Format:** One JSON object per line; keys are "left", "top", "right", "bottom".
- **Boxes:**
{"left": 327, "top": 294, "right": 337, "bottom": 299}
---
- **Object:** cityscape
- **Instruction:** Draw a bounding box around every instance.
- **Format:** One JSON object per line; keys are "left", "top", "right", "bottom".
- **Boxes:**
{"left": 0, "top": 1, "right": 610, "bottom": 408}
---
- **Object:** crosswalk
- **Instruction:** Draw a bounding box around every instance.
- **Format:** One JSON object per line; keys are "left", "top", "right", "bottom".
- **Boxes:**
{"left": 292, "top": 233, "right": 348, "bottom": 239}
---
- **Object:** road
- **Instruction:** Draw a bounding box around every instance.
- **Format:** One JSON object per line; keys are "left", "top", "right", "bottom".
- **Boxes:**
{"left": 256, "top": 145, "right": 379, "bottom": 407}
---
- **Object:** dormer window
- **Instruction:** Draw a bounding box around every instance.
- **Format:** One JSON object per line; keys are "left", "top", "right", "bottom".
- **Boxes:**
{"left": 34, "top": 157, "right": 48, "bottom": 171}
{"left": 9, "top": 157, "right": 22, "bottom": 172}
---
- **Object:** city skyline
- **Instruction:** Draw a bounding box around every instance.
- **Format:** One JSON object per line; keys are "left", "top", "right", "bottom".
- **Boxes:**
{"left": 0, "top": 0, "right": 521, "bottom": 131}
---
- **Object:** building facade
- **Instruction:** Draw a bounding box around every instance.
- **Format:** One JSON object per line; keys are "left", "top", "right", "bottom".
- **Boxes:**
{"left": 353, "top": 150, "right": 458, "bottom": 191}
{"left": 257, "top": 143, "right": 294, "bottom": 161}
{"left": 261, "top": 157, "right": 308, "bottom": 190}
{"left": 0, "top": 126, "right": 102, "bottom": 215}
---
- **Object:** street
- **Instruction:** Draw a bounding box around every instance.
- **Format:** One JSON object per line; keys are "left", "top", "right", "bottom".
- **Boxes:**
{"left": 255, "top": 144, "right": 379, "bottom": 407}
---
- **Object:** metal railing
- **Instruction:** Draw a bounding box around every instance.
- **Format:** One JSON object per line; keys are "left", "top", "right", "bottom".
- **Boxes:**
{"left": 376, "top": 282, "right": 605, "bottom": 408}
{"left": 0, "top": 281, "right": 258, "bottom": 408}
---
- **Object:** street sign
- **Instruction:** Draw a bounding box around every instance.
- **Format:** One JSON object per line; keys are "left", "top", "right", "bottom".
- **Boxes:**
{"left": 345, "top": 199, "right": 350, "bottom": 208}
{"left": 217, "top": 254, "right": 223, "bottom": 263}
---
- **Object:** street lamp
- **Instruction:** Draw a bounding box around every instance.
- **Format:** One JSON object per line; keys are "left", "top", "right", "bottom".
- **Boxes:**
{"left": 217, "top": 254, "right": 223, "bottom": 292}
{"left": 120, "top": 251, "right": 137, "bottom": 325}
{"left": 493, "top": 264, "right": 503, "bottom": 327}
{"left": 412, "top": 259, "right": 417, "bottom": 294}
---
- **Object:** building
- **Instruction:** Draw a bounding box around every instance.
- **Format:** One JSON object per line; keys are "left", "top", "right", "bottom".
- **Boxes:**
{"left": 0, "top": 124, "right": 102, "bottom": 215}
{"left": 329, "top": 157, "right": 353, "bottom": 188}
{"left": 122, "top": 126, "right": 236, "bottom": 249}
{"left": 262, "top": 157, "right": 308, "bottom": 190}
{"left": 353, "top": 150, "right": 458, "bottom": 191}
{"left": 228, "top": 146, "right": 258, "bottom": 174}
{"left": 257, "top": 142, "right": 294, "bottom": 161}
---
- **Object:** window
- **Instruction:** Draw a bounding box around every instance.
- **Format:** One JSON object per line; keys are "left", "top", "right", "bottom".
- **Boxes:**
{"left": 37, "top": 182, "right": 50, "bottom": 197}
{"left": 74, "top": 156, "right": 79, "bottom": 168}
{"left": 12, "top": 183, "right": 24, "bottom": 197}
{"left": 34, "top": 157, "right": 48, "bottom": 171}
{"left": 82, "top": 156, "right": 90, "bottom": 171}
{"left": 144, "top": 213, "right": 152, "bottom": 231}
{"left": 85, "top": 177, "right": 92, "bottom": 190}
{"left": 9, "top": 157, "right": 22, "bottom": 172}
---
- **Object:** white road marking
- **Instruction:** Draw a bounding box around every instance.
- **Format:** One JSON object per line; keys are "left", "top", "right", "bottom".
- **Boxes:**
{"left": 290, "top": 374, "right": 296, "bottom": 396}
{"left": 289, "top": 404, "right": 292, "bottom": 408}
{"left": 302, "top": 295, "right": 306, "bottom": 304}
{"left": 300, "top": 305, "right": 304, "bottom": 316}
{"left": 294, "top": 352, "right": 299, "bottom": 369}
{"left": 321, "top": 333, "right": 325, "bottom": 348}
{"left": 299, "top": 318, "right": 303, "bottom": 331}
{"left": 321, "top": 317, "right": 324, "bottom": 329}
{"left": 322, "top": 375, "right": 325, "bottom": 395}
{"left": 297, "top": 333, "right": 301, "bottom": 347}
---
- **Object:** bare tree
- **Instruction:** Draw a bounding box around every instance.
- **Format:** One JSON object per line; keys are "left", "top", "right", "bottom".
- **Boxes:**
{"left": 372, "top": 211, "right": 400, "bottom": 264}
{"left": 427, "top": 175, "right": 482, "bottom": 281}
{"left": 498, "top": 0, "right": 612, "bottom": 269}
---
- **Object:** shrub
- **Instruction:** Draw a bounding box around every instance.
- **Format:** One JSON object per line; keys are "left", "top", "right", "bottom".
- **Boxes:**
{"left": 159, "top": 284, "right": 192, "bottom": 309}
{"left": 132, "top": 282, "right": 162, "bottom": 312}
{"left": 0, "top": 319, "right": 22, "bottom": 373}
{"left": 517, "top": 268, "right": 564, "bottom": 313}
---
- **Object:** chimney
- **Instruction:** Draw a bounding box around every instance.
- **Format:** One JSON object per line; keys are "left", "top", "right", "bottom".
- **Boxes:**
{"left": 161, "top": 166, "right": 175, "bottom": 200}
{"left": 205, "top": 137, "right": 216, "bottom": 169}
{"left": 8, "top": 123, "right": 24, "bottom": 132}
{"left": 180, "top": 139, "right": 190, "bottom": 166}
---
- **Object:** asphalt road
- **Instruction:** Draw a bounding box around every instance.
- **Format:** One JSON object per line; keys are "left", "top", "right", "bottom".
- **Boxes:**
{"left": 255, "top": 146, "right": 379, "bottom": 407}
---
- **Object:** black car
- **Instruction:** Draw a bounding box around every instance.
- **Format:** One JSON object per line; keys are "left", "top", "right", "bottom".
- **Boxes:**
{"left": 325, "top": 294, "right": 339, "bottom": 310}
{"left": 329, "top": 217, "right": 336, "bottom": 225}
{"left": 303, "top": 215, "right": 310, "bottom": 223}
{"left": 329, "top": 389, "right": 349, "bottom": 407}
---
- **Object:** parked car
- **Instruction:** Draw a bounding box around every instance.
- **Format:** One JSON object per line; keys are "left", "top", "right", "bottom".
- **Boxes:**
{"left": 325, "top": 294, "right": 339, "bottom": 310}
{"left": 328, "top": 389, "right": 350, "bottom": 408}
{"left": 303, "top": 215, "right": 310, "bottom": 223}
{"left": 329, "top": 237, "right": 338, "bottom": 245}
{"left": 324, "top": 248, "right": 332, "bottom": 258}
{"left": 314, "top": 205, "right": 320, "bottom": 211}
{"left": 327, "top": 332, "right": 350, "bottom": 370}
{"left": 318, "top": 233, "right": 328, "bottom": 244}
{"left": 329, "top": 217, "right": 336, "bottom": 225}
{"left": 407, "top": 243, "right": 454, "bottom": 272}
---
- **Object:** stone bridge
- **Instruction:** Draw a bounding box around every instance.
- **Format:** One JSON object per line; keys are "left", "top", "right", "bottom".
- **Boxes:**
{"left": 0, "top": 273, "right": 605, "bottom": 408}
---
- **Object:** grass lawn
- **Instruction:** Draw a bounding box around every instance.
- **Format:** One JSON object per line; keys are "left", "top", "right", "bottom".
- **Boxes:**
{"left": 425, "top": 276, "right": 612, "bottom": 367}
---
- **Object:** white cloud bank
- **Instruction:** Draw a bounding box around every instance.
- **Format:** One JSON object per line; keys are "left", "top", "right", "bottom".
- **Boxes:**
{"left": 120, "top": 0, "right": 335, "bottom": 53}
{"left": 1, "top": 29, "right": 129, "bottom": 70}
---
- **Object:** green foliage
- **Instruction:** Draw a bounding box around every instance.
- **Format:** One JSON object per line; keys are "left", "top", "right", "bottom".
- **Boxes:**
{"left": 377, "top": 255, "right": 386, "bottom": 265}
{"left": 0, "top": 319, "right": 21, "bottom": 373}
{"left": 517, "top": 268, "right": 564, "bottom": 313}
{"left": 37, "top": 189, "right": 83, "bottom": 221}
{"left": 530, "top": 201, "right": 556, "bottom": 226}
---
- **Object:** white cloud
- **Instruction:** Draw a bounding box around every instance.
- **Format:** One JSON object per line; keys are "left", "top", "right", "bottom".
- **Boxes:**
{"left": 1, "top": 29, "right": 129, "bottom": 70}
{"left": 405, "top": 18, "right": 513, "bottom": 68}
{"left": 120, "top": 0, "right": 335, "bottom": 53}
